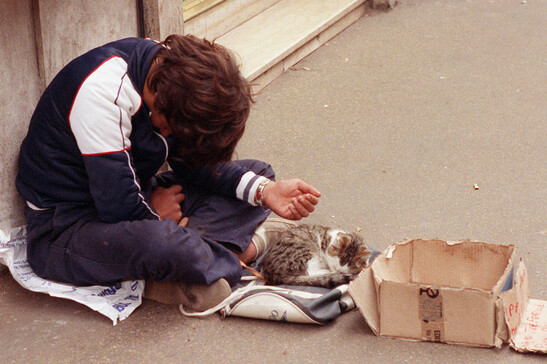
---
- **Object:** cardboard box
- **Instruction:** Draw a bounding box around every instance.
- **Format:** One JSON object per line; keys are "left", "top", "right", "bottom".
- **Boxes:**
{"left": 348, "top": 239, "right": 546, "bottom": 353}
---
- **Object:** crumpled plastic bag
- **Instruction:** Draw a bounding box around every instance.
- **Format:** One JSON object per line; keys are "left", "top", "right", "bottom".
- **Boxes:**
{"left": 0, "top": 226, "right": 144, "bottom": 325}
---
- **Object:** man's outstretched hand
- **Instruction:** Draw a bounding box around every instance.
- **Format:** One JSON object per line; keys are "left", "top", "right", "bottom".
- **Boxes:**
{"left": 262, "top": 179, "right": 321, "bottom": 220}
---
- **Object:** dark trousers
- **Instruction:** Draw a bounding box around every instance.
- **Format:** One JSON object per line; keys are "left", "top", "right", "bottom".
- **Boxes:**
{"left": 25, "top": 160, "right": 273, "bottom": 287}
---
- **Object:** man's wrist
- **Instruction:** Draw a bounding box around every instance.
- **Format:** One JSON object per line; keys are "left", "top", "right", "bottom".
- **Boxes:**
{"left": 254, "top": 178, "right": 271, "bottom": 206}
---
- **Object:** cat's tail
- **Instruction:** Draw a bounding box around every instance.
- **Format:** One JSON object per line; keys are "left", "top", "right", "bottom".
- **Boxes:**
{"left": 269, "top": 273, "right": 356, "bottom": 289}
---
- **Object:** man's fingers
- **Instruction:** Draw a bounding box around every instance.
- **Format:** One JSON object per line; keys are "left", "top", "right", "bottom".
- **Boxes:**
{"left": 302, "top": 193, "right": 319, "bottom": 206}
{"left": 297, "top": 195, "right": 316, "bottom": 213}
{"left": 288, "top": 204, "right": 303, "bottom": 220}
{"left": 178, "top": 216, "right": 189, "bottom": 227}
{"left": 165, "top": 184, "right": 185, "bottom": 204}
{"left": 291, "top": 198, "right": 309, "bottom": 218}
{"left": 168, "top": 184, "right": 183, "bottom": 193}
{"left": 174, "top": 192, "right": 185, "bottom": 204}
{"left": 297, "top": 181, "right": 321, "bottom": 198}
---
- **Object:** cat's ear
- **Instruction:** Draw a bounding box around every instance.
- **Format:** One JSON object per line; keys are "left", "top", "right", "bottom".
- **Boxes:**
{"left": 358, "top": 244, "right": 370, "bottom": 255}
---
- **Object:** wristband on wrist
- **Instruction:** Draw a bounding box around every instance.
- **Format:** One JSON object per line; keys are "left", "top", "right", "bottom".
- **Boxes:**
{"left": 254, "top": 178, "right": 271, "bottom": 206}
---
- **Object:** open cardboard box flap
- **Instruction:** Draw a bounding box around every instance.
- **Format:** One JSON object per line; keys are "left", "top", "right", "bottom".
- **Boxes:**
{"left": 348, "top": 239, "right": 546, "bottom": 353}
{"left": 501, "top": 259, "right": 546, "bottom": 353}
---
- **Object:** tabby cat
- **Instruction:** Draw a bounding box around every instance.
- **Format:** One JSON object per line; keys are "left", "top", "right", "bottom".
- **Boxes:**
{"left": 259, "top": 224, "right": 371, "bottom": 288}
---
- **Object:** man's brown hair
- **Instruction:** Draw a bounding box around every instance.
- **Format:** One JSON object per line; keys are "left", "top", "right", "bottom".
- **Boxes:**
{"left": 147, "top": 34, "right": 253, "bottom": 167}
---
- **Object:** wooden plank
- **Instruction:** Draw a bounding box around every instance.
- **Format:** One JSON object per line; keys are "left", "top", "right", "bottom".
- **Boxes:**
{"left": 184, "top": 0, "right": 280, "bottom": 39}
{"left": 217, "top": 0, "right": 365, "bottom": 80}
{"left": 183, "top": 0, "right": 225, "bottom": 21}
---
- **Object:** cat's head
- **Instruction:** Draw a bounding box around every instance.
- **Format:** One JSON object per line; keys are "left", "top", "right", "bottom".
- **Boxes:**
{"left": 327, "top": 231, "right": 371, "bottom": 274}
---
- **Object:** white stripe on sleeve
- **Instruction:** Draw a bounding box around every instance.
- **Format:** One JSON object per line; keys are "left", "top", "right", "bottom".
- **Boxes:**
{"left": 70, "top": 57, "right": 142, "bottom": 156}
{"left": 236, "top": 171, "right": 257, "bottom": 201}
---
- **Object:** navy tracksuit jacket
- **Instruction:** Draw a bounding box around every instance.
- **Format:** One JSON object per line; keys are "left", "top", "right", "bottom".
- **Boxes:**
{"left": 16, "top": 38, "right": 271, "bottom": 286}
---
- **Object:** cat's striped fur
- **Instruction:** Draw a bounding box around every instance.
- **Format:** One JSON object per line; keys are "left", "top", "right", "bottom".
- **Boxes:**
{"left": 259, "top": 224, "right": 371, "bottom": 288}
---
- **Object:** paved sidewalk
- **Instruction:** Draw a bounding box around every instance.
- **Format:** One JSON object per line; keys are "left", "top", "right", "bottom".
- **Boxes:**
{"left": 1, "top": 0, "right": 545, "bottom": 362}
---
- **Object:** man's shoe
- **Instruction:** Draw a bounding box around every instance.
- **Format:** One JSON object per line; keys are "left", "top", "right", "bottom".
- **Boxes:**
{"left": 144, "top": 278, "right": 232, "bottom": 311}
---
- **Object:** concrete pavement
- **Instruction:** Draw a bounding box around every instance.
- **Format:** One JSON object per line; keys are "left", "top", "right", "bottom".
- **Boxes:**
{"left": 1, "top": 0, "right": 545, "bottom": 362}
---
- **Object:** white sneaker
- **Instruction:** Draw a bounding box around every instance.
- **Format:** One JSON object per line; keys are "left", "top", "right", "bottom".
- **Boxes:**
{"left": 252, "top": 216, "right": 297, "bottom": 260}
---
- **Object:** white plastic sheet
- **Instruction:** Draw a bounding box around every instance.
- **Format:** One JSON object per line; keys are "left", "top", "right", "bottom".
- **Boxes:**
{"left": 0, "top": 227, "right": 143, "bottom": 325}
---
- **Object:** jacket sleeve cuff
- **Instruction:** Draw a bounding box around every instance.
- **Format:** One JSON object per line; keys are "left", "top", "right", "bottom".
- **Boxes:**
{"left": 235, "top": 172, "right": 269, "bottom": 206}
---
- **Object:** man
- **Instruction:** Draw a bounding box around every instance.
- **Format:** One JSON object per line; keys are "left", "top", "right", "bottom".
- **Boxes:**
{"left": 16, "top": 35, "right": 320, "bottom": 311}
